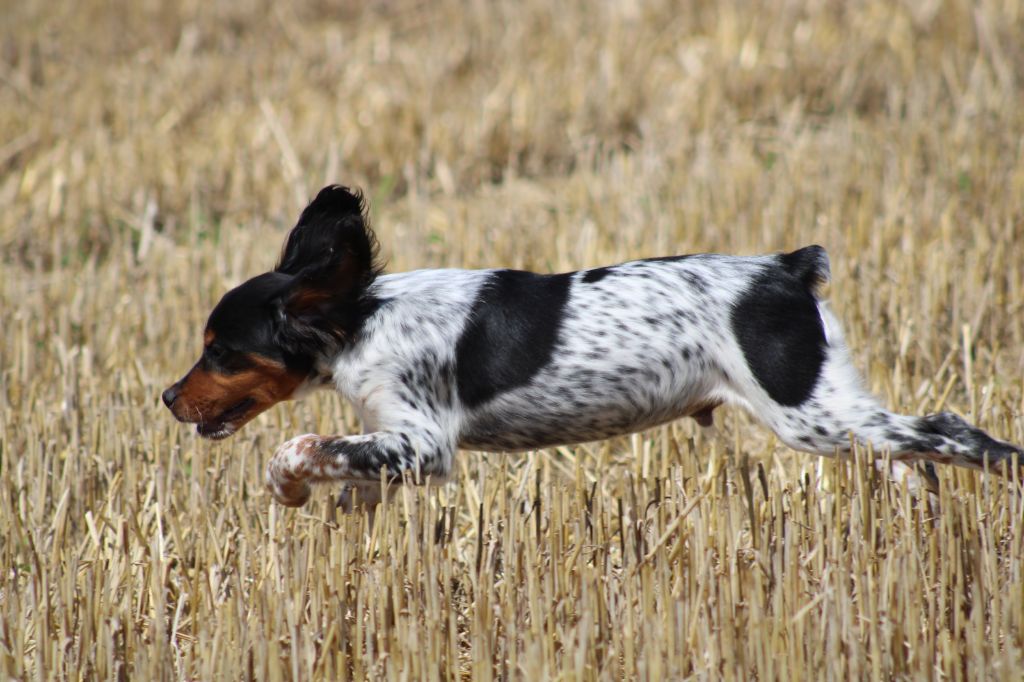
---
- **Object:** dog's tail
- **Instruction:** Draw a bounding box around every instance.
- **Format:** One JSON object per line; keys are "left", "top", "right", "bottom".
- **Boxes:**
{"left": 780, "top": 245, "right": 830, "bottom": 298}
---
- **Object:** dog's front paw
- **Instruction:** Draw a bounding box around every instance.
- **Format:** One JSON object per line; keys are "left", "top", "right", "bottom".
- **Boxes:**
{"left": 266, "top": 434, "right": 320, "bottom": 507}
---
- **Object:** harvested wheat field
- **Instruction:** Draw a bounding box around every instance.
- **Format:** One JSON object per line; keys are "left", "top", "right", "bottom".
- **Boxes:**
{"left": 2, "top": 0, "right": 1024, "bottom": 679}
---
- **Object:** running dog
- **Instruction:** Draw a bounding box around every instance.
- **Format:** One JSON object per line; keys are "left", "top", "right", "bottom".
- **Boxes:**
{"left": 162, "top": 185, "right": 1022, "bottom": 507}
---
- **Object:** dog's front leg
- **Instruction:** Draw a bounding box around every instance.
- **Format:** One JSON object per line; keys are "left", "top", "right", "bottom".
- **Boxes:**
{"left": 265, "top": 431, "right": 451, "bottom": 507}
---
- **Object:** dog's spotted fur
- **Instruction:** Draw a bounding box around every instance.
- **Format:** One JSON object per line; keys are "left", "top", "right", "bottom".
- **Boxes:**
{"left": 162, "top": 185, "right": 1022, "bottom": 508}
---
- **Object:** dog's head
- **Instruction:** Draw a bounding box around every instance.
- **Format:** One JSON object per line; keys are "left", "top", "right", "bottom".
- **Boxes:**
{"left": 162, "top": 185, "right": 382, "bottom": 439}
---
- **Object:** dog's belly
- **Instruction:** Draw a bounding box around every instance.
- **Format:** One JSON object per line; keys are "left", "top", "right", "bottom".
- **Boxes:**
{"left": 459, "top": 408, "right": 691, "bottom": 451}
{"left": 457, "top": 368, "right": 719, "bottom": 452}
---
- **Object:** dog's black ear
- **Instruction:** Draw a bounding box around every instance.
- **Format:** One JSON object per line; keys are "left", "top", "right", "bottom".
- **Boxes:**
{"left": 276, "top": 185, "right": 380, "bottom": 283}
{"left": 272, "top": 185, "right": 383, "bottom": 353}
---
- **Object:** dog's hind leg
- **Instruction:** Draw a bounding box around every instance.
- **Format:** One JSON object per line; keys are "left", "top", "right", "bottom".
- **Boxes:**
{"left": 738, "top": 303, "right": 1023, "bottom": 474}
{"left": 725, "top": 247, "right": 1021, "bottom": 474}
{"left": 335, "top": 480, "right": 388, "bottom": 512}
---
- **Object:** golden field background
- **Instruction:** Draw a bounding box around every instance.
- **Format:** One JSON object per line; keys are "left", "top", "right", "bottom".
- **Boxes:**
{"left": 2, "top": 0, "right": 1024, "bottom": 679}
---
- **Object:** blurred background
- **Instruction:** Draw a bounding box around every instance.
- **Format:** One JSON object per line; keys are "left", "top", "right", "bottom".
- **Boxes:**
{"left": 5, "top": 0, "right": 1022, "bottom": 268}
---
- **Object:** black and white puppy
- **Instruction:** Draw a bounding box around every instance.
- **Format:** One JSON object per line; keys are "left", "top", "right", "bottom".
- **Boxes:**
{"left": 162, "top": 185, "right": 1022, "bottom": 507}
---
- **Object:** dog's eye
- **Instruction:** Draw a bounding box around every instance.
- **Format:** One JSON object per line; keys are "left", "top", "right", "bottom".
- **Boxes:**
{"left": 204, "top": 343, "right": 254, "bottom": 373}
{"left": 206, "top": 344, "right": 228, "bottom": 362}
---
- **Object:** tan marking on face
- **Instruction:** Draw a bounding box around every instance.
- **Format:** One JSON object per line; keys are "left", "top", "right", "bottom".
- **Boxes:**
{"left": 204, "top": 329, "right": 215, "bottom": 345}
{"left": 169, "top": 354, "right": 307, "bottom": 432}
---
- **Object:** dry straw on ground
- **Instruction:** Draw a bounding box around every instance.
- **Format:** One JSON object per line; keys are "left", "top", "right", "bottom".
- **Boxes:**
{"left": 2, "top": 0, "right": 1024, "bottom": 679}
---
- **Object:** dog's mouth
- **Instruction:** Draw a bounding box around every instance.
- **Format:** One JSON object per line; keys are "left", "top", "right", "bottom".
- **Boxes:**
{"left": 196, "top": 398, "right": 255, "bottom": 440}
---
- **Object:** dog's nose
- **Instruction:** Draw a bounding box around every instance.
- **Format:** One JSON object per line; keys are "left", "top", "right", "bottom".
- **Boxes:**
{"left": 162, "top": 385, "right": 180, "bottom": 408}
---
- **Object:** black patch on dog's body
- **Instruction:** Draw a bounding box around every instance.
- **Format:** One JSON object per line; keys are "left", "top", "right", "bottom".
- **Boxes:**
{"left": 582, "top": 267, "right": 612, "bottom": 283}
{"left": 731, "top": 258, "right": 826, "bottom": 407}
{"left": 456, "top": 270, "right": 572, "bottom": 409}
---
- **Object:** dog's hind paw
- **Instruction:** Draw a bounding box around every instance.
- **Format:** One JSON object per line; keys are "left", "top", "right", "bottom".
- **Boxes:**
{"left": 336, "top": 482, "right": 385, "bottom": 512}
{"left": 922, "top": 413, "right": 1024, "bottom": 475}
